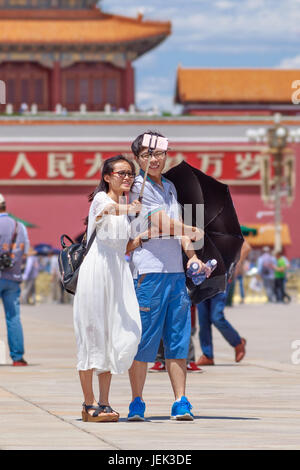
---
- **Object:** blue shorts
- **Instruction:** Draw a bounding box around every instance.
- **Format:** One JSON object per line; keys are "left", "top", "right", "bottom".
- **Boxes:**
{"left": 134, "top": 273, "right": 191, "bottom": 362}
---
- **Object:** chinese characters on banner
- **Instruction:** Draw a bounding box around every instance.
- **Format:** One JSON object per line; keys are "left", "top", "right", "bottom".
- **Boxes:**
{"left": 0, "top": 147, "right": 266, "bottom": 185}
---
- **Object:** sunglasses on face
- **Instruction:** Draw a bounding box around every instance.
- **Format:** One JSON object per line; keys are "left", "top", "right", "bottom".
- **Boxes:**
{"left": 111, "top": 171, "right": 136, "bottom": 179}
{"left": 138, "top": 151, "right": 167, "bottom": 160}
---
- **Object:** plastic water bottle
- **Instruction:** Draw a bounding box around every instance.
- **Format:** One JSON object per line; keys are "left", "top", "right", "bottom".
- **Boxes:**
{"left": 186, "top": 259, "right": 217, "bottom": 286}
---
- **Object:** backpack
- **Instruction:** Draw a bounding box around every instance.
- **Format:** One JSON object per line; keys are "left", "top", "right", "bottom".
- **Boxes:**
{"left": 58, "top": 230, "right": 96, "bottom": 295}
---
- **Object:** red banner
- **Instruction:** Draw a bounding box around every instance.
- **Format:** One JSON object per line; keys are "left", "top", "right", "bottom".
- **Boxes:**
{"left": 0, "top": 144, "right": 266, "bottom": 185}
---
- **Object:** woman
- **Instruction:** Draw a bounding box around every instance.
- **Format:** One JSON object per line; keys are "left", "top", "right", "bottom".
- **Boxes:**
{"left": 73, "top": 155, "right": 144, "bottom": 422}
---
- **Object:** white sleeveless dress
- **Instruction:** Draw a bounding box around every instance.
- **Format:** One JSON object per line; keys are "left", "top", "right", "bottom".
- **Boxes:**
{"left": 73, "top": 191, "right": 141, "bottom": 375}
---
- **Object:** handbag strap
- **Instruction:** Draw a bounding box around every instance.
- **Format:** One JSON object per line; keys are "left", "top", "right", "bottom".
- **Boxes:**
{"left": 9, "top": 221, "right": 18, "bottom": 254}
{"left": 85, "top": 229, "right": 96, "bottom": 255}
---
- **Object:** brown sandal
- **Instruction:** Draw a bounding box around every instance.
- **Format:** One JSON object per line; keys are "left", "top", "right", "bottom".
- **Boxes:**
{"left": 82, "top": 403, "right": 102, "bottom": 422}
{"left": 81, "top": 403, "right": 118, "bottom": 422}
{"left": 98, "top": 404, "right": 119, "bottom": 421}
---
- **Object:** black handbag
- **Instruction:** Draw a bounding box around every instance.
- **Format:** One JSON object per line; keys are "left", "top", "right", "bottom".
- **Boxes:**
{"left": 58, "top": 230, "right": 96, "bottom": 295}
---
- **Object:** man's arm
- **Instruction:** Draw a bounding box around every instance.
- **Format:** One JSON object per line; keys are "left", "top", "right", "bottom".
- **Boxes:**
{"left": 234, "top": 240, "right": 251, "bottom": 277}
{"left": 150, "top": 210, "right": 203, "bottom": 242}
{"left": 181, "top": 235, "right": 206, "bottom": 272}
{"left": 20, "top": 223, "right": 30, "bottom": 254}
{"left": 130, "top": 182, "right": 202, "bottom": 241}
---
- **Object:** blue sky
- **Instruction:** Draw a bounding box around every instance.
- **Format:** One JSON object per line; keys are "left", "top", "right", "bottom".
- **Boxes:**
{"left": 100, "top": 0, "right": 300, "bottom": 112}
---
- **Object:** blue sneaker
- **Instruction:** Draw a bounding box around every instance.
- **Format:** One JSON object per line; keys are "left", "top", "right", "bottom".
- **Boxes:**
{"left": 171, "top": 396, "right": 194, "bottom": 421}
{"left": 127, "top": 397, "right": 146, "bottom": 421}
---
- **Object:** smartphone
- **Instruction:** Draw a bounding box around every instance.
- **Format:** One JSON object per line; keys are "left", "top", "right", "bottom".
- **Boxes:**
{"left": 142, "top": 134, "right": 168, "bottom": 151}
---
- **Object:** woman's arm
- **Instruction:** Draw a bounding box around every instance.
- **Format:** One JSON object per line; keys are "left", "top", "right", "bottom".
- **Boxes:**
{"left": 96, "top": 200, "right": 141, "bottom": 221}
{"left": 126, "top": 228, "right": 157, "bottom": 253}
{"left": 126, "top": 235, "right": 142, "bottom": 253}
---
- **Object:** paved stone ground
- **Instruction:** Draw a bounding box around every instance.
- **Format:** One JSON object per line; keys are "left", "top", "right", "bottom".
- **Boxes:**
{"left": 0, "top": 300, "right": 299, "bottom": 450}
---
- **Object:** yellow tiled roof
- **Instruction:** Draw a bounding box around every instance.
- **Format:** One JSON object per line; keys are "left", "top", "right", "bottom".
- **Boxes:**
{"left": 0, "top": 14, "right": 171, "bottom": 44}
{"left": 176, "top": 68, "right": 299, "bottom": 103}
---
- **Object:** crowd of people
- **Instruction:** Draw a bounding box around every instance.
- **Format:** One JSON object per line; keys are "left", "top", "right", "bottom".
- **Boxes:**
{"left": 0, "top": 129, "right": 294, "bottom": 422}
{"left": 226, "top": 246, "right": 292, "bottom": 305}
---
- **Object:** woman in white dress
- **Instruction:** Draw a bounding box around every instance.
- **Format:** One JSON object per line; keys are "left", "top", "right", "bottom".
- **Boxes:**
{"left": 73, "top": 155, "right": 144, "bottom": 422}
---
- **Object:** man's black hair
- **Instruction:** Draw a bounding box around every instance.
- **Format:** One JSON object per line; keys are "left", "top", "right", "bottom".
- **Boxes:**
{"left": 131, "top": 130, "right": 166, "bottom": 157}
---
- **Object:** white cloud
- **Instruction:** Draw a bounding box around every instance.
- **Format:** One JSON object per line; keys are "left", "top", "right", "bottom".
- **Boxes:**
{"left": 215, "top": 1, "right": 235, "bottom": 9}
{"left": 136, "top": 75, "right": 176, "bottom": 111}
{"left": 183, "top": 43, "right": 295, "bottom": 54}
{"left": 102, "top": 0, "right": 300, "bottom": 55}
{"left": 100, "top": 0, "right": 300, "bottom": 110}
{"left": 136, "top": 90, "right": 175, "bottom": 112}
{"left": 277, "top": 55, "right": 300, "bottom": 69}
{"left": 135, "top": 52, "right": 158, "bottom": 68}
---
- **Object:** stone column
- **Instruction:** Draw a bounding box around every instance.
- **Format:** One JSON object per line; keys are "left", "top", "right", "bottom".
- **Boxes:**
{"left": 123, "top": 60, "right": 135, "bottom": 110}
{"left": 51, "top": 61, "right": 61, "bottom": 111}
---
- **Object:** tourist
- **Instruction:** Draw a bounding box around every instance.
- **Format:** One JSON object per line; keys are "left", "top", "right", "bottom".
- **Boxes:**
{"left": 21, "top": 246, "right": 40, "bottom": 305}
{"left": 73, "top": 155, "right": 145, "bottom": 423}
{"left": 273, "top": 251, "right": 291, "bottom": 303}
{"left": 196, "top": 240, "right": 251, "bottom": 366}
{"left": 0, "top": 193, "right": 29, "bottom": 366}
{"left": 257, "top": 247, "right": 276, "bottom": 302}
{"left": 128, "top": 131, "right": 207, "bottom": 422}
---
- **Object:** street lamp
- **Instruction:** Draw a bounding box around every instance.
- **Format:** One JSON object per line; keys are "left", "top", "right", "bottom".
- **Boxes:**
{"left": 246, "top": 113, "right": 297, "bottom": 253}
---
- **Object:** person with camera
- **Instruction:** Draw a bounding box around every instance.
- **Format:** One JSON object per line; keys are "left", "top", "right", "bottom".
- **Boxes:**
{"left": 127, "top": 131, "right": 206, "bottom": 422}
{"left": 0, "top": 194, "right": 29, "bottom": 366}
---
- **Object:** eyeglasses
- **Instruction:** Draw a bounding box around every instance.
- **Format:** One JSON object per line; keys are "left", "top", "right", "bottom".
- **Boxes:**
{"left": 111, "top": 171, "right": 136, "bottom": 179}
{"left": 139, "top": 151, "right": 167, "bottom": 160}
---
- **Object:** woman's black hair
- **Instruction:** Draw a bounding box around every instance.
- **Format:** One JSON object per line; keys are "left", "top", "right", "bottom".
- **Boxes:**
{"left": 84, "top": 155, "right": 136, "bottom": 226}
{"left": 131, "top": 130, "right": 166, "bottom": 157}
{"left": 88, "top": 154, "right": 136, "bottom": 202}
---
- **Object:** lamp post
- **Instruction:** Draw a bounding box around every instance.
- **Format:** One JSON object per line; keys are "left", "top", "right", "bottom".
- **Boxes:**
{"left": 246, "top": 113, "right": 297, "bottom": 253}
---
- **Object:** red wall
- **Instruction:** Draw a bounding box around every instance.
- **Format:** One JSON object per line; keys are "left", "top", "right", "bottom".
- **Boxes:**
{"left": 2, "top": 144, "right": 299, "bottom": 259}
{"left": 3, "top": 185, "right": 93, "bottom": 249}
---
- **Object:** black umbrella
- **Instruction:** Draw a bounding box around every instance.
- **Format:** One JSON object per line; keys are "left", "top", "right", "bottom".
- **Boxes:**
{"left": 164, "top": 161, "right": 244, "bottom": 303}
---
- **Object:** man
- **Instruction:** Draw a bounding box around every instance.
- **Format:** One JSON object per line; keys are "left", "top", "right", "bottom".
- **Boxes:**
{"left": 196, "top": 240, "right": 251, "bottom": 366}
{"left": 128, "top": 131, "right": 205, "bottom": 421}
{"left": 273, "top": 251, "right": 291, "bottom": 303}
{"left": 257, "top": 246, "right": 276, "bottom": 302}
{"left": 21, "top": 246, "right": 39, "bottom": 305}
{"left": 0, "top": 194, "right": 29, "bottom": 366}
{"left": 149, "top": 305, "right": 203, "bottom": 372}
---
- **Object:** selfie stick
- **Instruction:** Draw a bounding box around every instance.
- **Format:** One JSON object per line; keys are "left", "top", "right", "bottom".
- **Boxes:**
{"left": 138, "top": 147, "right": 153, "bottom": 203}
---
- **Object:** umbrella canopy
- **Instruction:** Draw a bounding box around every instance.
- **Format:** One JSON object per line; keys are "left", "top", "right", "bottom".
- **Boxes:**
{"left": 164, "top": 161, "right": 244, "bottom": 303}
{"left": 34, "top": 243, "right": 53, "bottom": 256}
{"left": 8, "top": 213, "right": 37, "bottom": 228}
